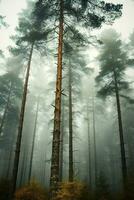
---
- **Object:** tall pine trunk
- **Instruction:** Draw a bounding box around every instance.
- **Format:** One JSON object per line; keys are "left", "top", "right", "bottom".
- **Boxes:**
{"left": 92, "top": 96, "right": 97, "bottom": 186}
{"left": 6, "top": 145, "right": 13, "bottom": 179}
{"left": 11, "top": 41, "right": 34, "bottom": 197}
{"left": 19, "top": 150, "right": 26, "bottom": 187}
{"left": 113, "top": 67, "right": 127, "bottom": 186}
{"left": 68, "top": 63, "right": 73, "bottom": 182}
{"left": 0, "top": 81, "right": 12, "bottom": 136}
{"left": 28, "top": 97, "right": 39, "bottom": 182}
{"left": 50, "top": 0, "right": 64, "bottom": 198}
{"left": 43, "top": 151, "right": 47, "bottom": 185}
{"left": 59, "top": 96, "right": 65, "bottom": 182}
{"left": 87, "top": 104, "right": 92, "bottom": 186}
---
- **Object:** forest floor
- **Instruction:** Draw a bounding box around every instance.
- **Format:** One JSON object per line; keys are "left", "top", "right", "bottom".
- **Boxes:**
{"left": 0, "top": 179, "right": 134, "bottom": 200}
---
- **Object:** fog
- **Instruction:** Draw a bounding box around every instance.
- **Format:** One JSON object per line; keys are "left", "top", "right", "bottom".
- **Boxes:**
{"left": 0, "top": 1, "right": 134, "bottom": 200}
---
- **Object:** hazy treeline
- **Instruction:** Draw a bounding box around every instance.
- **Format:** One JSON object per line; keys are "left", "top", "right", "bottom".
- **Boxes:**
{"left": 0, "top": 0, "right": 134, "bottom": 200}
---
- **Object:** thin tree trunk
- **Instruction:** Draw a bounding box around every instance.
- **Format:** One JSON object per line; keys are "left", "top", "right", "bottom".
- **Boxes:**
{"left": 28, "top": 97, "right": 39, "bottom": 182}
{"left": 19, "top": 150, "right": 26, "bottom": 187}
{"left": 59, "top": 96, "right": 65, "bottom": 182}
{"left": 6, "top": 145, "right": 13, "bottom": 179}
{"left": 0, "top": 81, "right": 12, "bottom": 136}
{"left": 110, "top": 152, "right": 117, "bottom": 191}
{"left": 68, "top": 63, "right": 73, "bottom": 182}
{"left": 87, "top": 105, "right": 92, "bottom": 186}
{"left": 11, "top": 41, "right": 34, "bottom": 198}
{"left": 92, "top": 96, "right": 97, "bottom": 186}
{"left": 50, "top": 0, "right": 64, "bottom": 198}
{"left": 43, "top": 151, "right": 47, "bottom": 185}
{"left": 113, "top": 67, "right": 127, "bottom": 187}
{"left": 22, "top": 151, "right": 28, "bottom": 185}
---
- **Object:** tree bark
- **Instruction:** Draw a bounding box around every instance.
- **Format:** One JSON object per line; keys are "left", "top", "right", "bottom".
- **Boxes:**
{"left": 92, "top": 96, "right": 97, "bottom": 187}
{"left": 11, "top": 41, "right": 34, "bottom": 198}
{"left": 19, "top": 150, "right": 26, "bottom": 187}
{"left": 50, "top": 0, "right": 64, "bottom": 198}
{"left": 87, "top": 104, "right": 92, "bottom": 186}
{"left": 43, "top": 150, "right": 47, "bottom": 185}
{"left": 28, "top": 97, "right": 39, "bottom": 182}
{"left": 59, "top": 96, "right": 65, "bottom": 182}
{"left": 68, "top": 63, "right": 73, "bottom": 182}
{"left": 6, "top": 145, "right": 13, "bottom": 179}
{"left": 113, "top": 66, "right": 127, "bottom": 187}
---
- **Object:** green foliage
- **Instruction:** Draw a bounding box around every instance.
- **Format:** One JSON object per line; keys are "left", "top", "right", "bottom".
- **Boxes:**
{"left": 55, "top": 181, "right": 90, "bottom": 200}
{"left": 96, "top": 29, "right": 129, "bottom": 99}
{"left": 15, "top": 180, "right": 48, "bottom": 200}
{"left": 78, "top": 1, "right": 122, "bottom": 28}
{"left": 0, "top": 71, "right": 22, "bottom": 144}
{"left": 0, "top": 72, "right": 22, "bottom": 107}
{"left": 85, "top": 13, "right": 105, "bottom": 28}
{"left": 0, "top": 16, "right": 7, "bottom": 56}
{"left": 0, "top": 179, "right": 12, "bottom": 200}
{"left": 34, "top": 0, "right": 57, "bottom": 20}
{"left": 129, "top": 30, "right": 134, "bottom": 47}
{"left": 64, "top": 26, "right": 88, "bottom": 46}
{"left": 0, "top": 49, "right": 4, "bottom": 58}
{"left": 10, "top": 1, "right": 51, "bottom": 57}
{"left": 120, "top": 94, "right": 134, "bottom": 104}
{"left": 0, "top": 15, "right": 8, "bottom": 28}
{"left": 63, "top": 42, "right": 90, "bottom": 100}
{"left": 34, "top": 0, "right": 122, "bottom": 31}
{"left": 81, "top": 0, "right": 88, "bottom": 10}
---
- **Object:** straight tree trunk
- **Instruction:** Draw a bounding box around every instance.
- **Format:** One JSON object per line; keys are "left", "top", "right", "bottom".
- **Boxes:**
{"left": 59, "top": 96, "right": 65, "bottom": 182}
{"left": 11, "top": 41, "right": 34, "bottom": 198}
{"left": 87, "top": 104, "right": 92, "bottom": 186}
{"left": 19, "top": 150, "right": 26, "bottom": 187}
{"left": 6, "top": 145, "right": 13, "bottom": 179}
{"left": 68, "top": 63, "right": 73, "bottom": 182}
{"left": 28, "top": 97, "right": 39, "bottom": 182}
{"left": 92, "top": 96, "right": 97, "bottom": 186}
{"left": 22, "top": 151, "right": 28, "bottom": 185}
{"left": 50, "top": 0, "right": 64, "bottom": 198}
{"left": 43, "top": 151, "right": 47, "bottom": 185}
{"left": 0, "top": 81, "right": 12, "bottom": 136}
{"left": 113, "top": 67, "right": 127, "bottom": 187}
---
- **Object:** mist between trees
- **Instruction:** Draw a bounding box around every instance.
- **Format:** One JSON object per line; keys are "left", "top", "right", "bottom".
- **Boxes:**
{"left": 0, "top": 0, "right": 134, "bottom": 200}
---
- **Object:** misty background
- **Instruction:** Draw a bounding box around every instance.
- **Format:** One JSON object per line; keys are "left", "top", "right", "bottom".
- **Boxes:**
{"left": 0, "top": 1, "right": 134, "bottom": 200}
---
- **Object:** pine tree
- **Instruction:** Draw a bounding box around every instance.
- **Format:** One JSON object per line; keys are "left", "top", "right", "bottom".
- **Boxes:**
{"left": 96, "top": 29, "right": 129, "bottom": 187}
{"left": 0, "top": 72, "right": 22, "bottom": 142}
{"left": 0, "top": 72, "right": 22, "bottom": 179}
{"left": 10, "top": 2, "right": 50, "bottom": 196}
{"left": 92, "top": 95, "right": 97, "bottom": 187}
{"left": 34, "top": 1, "right": 122, "bottom": 198}
{"left": 28, "top": 97, "right": 40, "bottom": 182}
{"left": 64, "top": 42, "right": 88, "bottom": 182}
{"left": 59, "top": 96, "right": 65, "bottom": 182}
{"left": 85, "top": 101, "right": 92, "bottom": 186}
